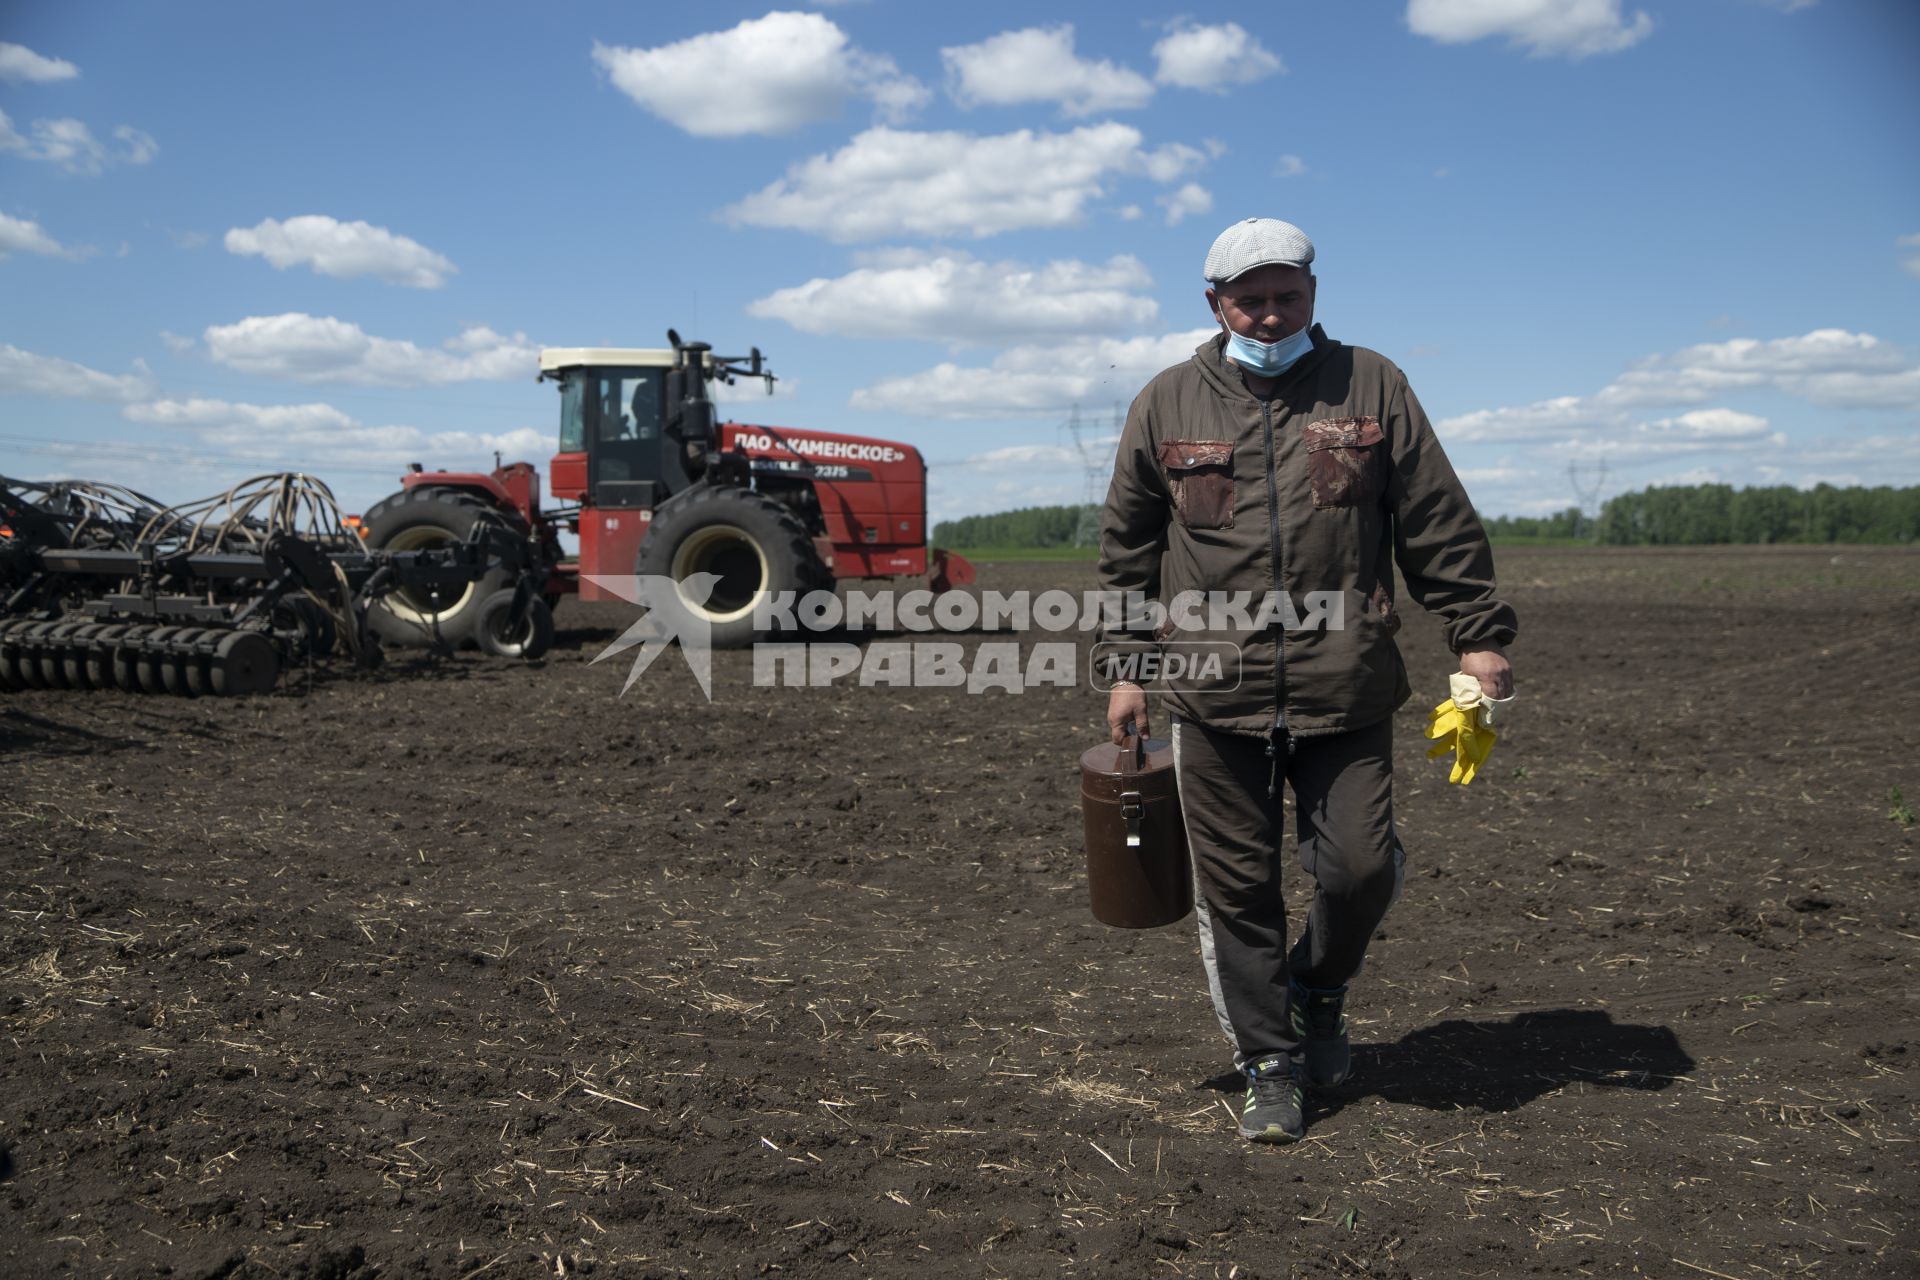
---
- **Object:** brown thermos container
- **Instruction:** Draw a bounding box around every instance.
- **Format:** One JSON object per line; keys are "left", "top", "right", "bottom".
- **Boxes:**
{"left": 1079, "top": 731, "right": 1193, "bottom": 928}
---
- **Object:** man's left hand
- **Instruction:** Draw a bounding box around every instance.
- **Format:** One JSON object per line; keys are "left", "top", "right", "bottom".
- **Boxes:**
{"left": 1458, "top": 643, "right": 1514, "bottom": 700}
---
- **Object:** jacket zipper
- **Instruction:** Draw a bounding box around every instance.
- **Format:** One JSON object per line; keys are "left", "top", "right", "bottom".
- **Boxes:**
{"left": 1260, "top": 398, "right": 1287, "bottom": 739}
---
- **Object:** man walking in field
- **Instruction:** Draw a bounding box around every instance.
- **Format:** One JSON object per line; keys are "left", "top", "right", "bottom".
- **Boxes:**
{"left": 1097, "top": 218, "right": 1517, "bottom": 1143}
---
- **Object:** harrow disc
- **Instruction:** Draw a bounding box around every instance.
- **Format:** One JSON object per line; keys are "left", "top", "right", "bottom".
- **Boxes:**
{"left": 177, "top": 628, "right": 212, "bottom": 698}
{"left": 86, "top": 624, "right": 130, "bottom": 690}
{"left": 18, "top": 621, "right": 58, "bottom": 689}
{"left": 0, "top": 619, "right": 29, "bottom": 691}
{"left": 158, "top": 626, "right": 194, "bottom": 697}
{"left": 63, "top": 623, "right": 106, "bottom": 689}
{"left": 38, "top": 621, "right": 81, "bottom": 689}
{"left": 170, "top": 625, "right": 217, "bottom": 694}
{"left": 112, "top": 625, "right": 150, "bottom": 692}
{"left": 137, "top": 625, "right": 181, "bottom": 695}
{"left": 211, "top": 630, "right": 279, "bottom": 696}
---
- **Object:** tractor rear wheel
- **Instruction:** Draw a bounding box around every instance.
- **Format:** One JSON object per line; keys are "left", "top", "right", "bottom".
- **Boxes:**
{"left": 361, "top": 487, "right": 520, "bottom": 649}
{"left": 634, "top": 486, "right": 828, "bottom": 649}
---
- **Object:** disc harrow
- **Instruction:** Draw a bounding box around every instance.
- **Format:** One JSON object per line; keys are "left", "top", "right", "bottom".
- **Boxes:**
{"left": 0, "top": 619, "right": 282, "bottom": 697}
{"left": 2, "top": 472, "right": 546, "bottom": 697}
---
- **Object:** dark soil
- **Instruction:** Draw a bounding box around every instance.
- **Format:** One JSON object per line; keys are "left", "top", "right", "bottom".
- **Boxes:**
{"left": 3, "top": 546, "right": 1916, "bottom": 1279}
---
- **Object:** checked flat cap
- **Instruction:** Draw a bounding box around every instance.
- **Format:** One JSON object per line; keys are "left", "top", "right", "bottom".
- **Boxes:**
{"left": 1204, "top": 218, "right": 1316, "bottom": 283}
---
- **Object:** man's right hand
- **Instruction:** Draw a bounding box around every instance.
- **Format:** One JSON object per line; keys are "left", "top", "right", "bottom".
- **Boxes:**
{"left": 1107, "top": 683, "right": 1150, "bottom": 744}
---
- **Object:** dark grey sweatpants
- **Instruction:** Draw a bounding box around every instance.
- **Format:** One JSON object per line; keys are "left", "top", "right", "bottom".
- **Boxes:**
{"left": 1172, "top": 715, "right": 1406, "bottom": 1069}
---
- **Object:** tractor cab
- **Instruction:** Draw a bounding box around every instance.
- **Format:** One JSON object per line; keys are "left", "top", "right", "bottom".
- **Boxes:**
{"left": 541, "top": 336, "right": 774, "bottom": 510}
{"left": 542, "top": 348, "right": 675, "bottom": 509}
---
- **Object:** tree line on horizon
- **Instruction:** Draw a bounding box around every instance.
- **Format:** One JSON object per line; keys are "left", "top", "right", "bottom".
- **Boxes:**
{"left": 934, "top": 483, "right": 1920, "bottom": 549}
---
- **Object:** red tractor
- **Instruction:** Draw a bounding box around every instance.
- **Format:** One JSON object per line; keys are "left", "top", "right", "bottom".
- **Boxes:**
{"left": 356, "top": 333, "right": 973, "bottom": 651}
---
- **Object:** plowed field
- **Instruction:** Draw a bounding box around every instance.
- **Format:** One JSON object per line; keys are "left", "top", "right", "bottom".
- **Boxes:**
{"left": 4, "top": 546, "right": 1916, "bottom": 1279}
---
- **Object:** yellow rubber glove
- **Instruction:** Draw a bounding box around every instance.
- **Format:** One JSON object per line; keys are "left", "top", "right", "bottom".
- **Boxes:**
{"left": 1425, "top": 672, "right": 1512, "bottom": 786}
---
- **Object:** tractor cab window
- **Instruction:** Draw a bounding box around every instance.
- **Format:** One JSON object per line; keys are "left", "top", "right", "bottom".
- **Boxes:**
{"left": 574, "top": 368, "right": 666, "bottom": 506}
{"left": 557, "top": 369, "right": 663, "bottom": 454}
{"left": 594, "top": 373, "right": 663, "bottom": 444}
{"left": 557, "top": 372, "right": 588, "bottom": 453}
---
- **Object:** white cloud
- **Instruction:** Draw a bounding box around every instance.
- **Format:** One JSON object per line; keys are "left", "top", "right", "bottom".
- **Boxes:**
{"left": 224, "top": 215, "right": 457, "bottom": 288}
{"left": 1436, "top": 329, "right": 1920, "bottom": 481}
{"left": 942, "top": 26, "right": 1154, "bottom": 117}
{"left": 592, "top": 13, "right": 925, "bottom": 137}
{"left": 1275, "top": 154, "right": 1307, "bottom": 178}
{"left": 1637, "top": 408, "right": 1774, "bottom": 440}
{"left": 1643, "top": 466, "right": 1729, "bottom": 487}
{"left": 747, "top": 251, "right": 1159, "bottom": 343}
{"left": 127, "top": 397, "right": 360, "bottom": 435}
{"left": 1606, "top": 329, "right": 1920, "bottom": 409}
{"left": 723, "top": 123, "right": 1207, "bottom": 241}
{"left": 1455, "top": 465, "right": 1536, "bottom": 485}
{"left": 158, "top": 330, "right": 196, "bottom": 354}
{"left": 0, "top": 110, "right": 158, "bottom": 174}
{"left": 1152, "top": 22, "right": 1284, "bottom": 90}
{"left": 1140, "top": 141, "right": 1207, "bottom": 183}
{"left": 1405, "top": 0, "right": 1654, "bottom": 59}
{"left": 1548, "top": 410, "right": 1785, "bottom": 459}
{"left": 0, "top": 344, "right": 153, "bottom": 401}
{"left": 928, "top": 442, "right": 1103, "bottom": 526}
{"left": 1438, "top": 394, "right": 1613, "bottom": 443}
{"left": 1794, "top": 432, "right": 1920, "bottom": 468}
{"left": 0, "top": 41, "right": 79, "bottom": 83}
{"left": 1744, "top": 0, "right": 1817, "bottom": 11}
{"left": 1157, "top": 183, "right": 1212, "bottom": 226}
{"left": 0, "top": 211, "right": 89, "bottom": 260}
{"left": 201, "top": 314, "right": 538, "bottom": 386}
{"left": 122, "top": 396, "right": 549, "bottom": 475}
{"left": 114, "top": 126, "right": 158, "bottom": 165}
{"left": 929, "top": 474, "right": 1088, "bottom": 529}
{"left": 958, "top": 443, "right": 1083, "bottom": 472}
{"left": 851, "top": 328, "right": 1216, "bottom": 418}
{"left": 1899, "top": 233, "right": 1920, "bottom": 281}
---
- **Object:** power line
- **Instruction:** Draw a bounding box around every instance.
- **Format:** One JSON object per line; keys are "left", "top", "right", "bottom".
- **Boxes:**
{"left": 1568, "top": 459, "right": 1610, "bottom": 518}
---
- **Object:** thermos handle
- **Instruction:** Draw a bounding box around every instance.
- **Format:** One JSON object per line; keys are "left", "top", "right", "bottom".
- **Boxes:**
{"left": 1119, "top": 723, "right": 1146, "bottom": 773}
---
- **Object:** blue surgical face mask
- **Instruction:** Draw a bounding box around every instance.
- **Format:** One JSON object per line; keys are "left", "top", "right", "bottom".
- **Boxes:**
{"left": 1224, "top": 325, "right": 1314, "bottom": 378}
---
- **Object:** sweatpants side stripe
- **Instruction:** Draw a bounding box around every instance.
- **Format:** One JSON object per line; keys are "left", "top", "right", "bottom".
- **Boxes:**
{"left": 1174, "top": 718, "right": 1238, "bottom": 1050}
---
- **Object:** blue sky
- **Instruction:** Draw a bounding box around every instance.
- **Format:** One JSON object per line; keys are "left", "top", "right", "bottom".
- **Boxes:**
{"left": 3, "top": 0, "right": 1917, "bottom": 525}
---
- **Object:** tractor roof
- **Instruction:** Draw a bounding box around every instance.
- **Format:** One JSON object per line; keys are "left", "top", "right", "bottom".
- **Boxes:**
{"left": 539, "top": 347, "right": 709, "bottom": 374}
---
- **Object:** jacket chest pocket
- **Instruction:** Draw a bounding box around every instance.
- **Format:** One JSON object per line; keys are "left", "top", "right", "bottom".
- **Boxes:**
{"left": 1159, "top": 439, "right": 1235, "bottom": 529}
{"left": 1302, "top": 416, "right": 1385, "bottom": 509}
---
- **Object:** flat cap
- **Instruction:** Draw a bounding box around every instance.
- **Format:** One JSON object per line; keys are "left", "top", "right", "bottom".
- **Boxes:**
{"left": 1203, "top": 218, "right": 1315, "bottom": 283}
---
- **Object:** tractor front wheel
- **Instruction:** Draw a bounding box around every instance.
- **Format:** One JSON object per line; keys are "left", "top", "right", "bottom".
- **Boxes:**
{"left": 634, "top": 487, "right": 827, "bottom": 649}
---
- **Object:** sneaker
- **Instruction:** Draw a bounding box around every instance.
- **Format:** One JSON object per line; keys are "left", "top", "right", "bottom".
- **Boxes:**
{"left": 1237, "top": 1055, "right": 1305, "bottom": 1143}
{"left": 1290, "top": 983, "right": 1351, "bottom": 1088}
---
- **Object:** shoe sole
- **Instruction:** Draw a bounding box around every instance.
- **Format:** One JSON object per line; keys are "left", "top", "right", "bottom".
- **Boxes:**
{"left": 1239, "top": 1121, "right": 1303, "bottom": 1143}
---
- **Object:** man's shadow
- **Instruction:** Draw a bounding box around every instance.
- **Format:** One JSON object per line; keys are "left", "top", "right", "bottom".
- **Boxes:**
{"left": 1203, "top": 1009, "right": 1694, "bottom": 1116}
